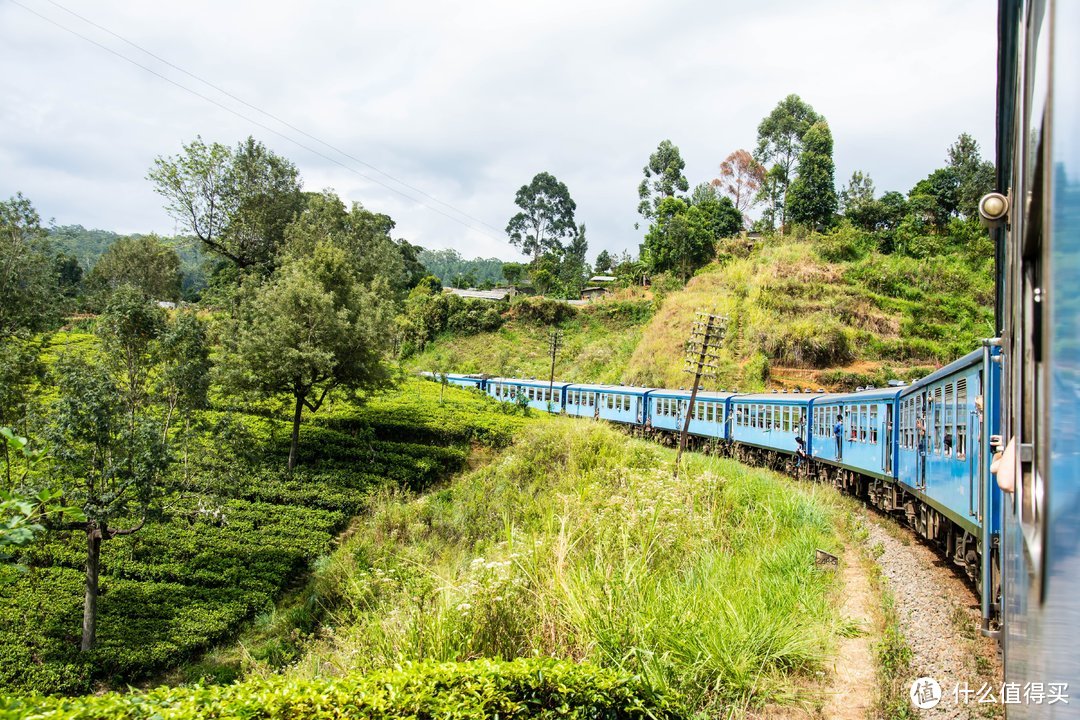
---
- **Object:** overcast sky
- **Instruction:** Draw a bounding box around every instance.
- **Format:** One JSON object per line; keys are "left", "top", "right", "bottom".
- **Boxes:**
{"left": 0, "top": 0, "right": 997, "bottom": 263}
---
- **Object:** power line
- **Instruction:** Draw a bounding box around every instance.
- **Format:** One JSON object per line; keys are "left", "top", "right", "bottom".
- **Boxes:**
{"left": 7, "top": 0, "right": 507, "bottom": 242}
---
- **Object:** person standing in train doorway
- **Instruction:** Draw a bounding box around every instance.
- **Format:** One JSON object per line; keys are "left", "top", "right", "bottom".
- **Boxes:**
{"left": 916, "top": 409, "right": 927, "bottom": 484}
{"left": 833, "top": 413, "right": 844, "bottom": 460}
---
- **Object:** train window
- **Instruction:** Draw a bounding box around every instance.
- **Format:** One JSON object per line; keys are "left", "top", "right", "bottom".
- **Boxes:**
{"left": 933, "top": 386, "right": 943, "bottom": 454}
{"left": 870, "top": 406, "right": 878, "bottom": 444}
{"left": 944, "top": 384, "right": 955, "bottom": 458}
{"left": 956, "top": 379, "right": 967, "bottom": 461}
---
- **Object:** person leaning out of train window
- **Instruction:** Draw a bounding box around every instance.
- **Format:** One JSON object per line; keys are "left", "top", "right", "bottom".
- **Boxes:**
{"left": 943, "top": 432, "right": 953, "bottom": 457}
{"left": 833, "top": 414, "right": 844, "bottom": 458}
{"left": 916, "top": 415, "right": 927, "bottom": 456}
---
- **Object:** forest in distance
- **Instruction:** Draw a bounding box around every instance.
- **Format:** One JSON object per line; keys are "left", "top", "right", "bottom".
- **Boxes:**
{"left": 0, "top": 92, "right": 997, "bottom": 717}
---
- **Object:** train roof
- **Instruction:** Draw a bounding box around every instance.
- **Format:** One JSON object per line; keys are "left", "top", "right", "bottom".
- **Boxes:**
{"left": 731, "top": 393, "right": 814, "bottom": 404}
{"left": 808, "top": 387, "right": 904, "bottom": 404}
{"left": 648, "top": 389, "right": 736, "bottom": 401}
{"left": 486, "top": 377, "right": 574, "bottom": 388}
{"left": 565, "top": 383, "right": 656, "bottom": 396}
{"left": 899, "top": 348, "right": 986, "bottom": 397}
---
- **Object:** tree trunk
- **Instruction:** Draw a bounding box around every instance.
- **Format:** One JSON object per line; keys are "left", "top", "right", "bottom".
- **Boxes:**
{"left": 81, "top": 527, "right": 101, "bottom": 651}
{"left": 288, "top": 392, "right": 304, "bottom": 471}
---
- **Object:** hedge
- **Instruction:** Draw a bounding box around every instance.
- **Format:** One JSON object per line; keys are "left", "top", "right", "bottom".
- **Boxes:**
{"left": 0, "top": 658, "right": 678, "bottom": 720}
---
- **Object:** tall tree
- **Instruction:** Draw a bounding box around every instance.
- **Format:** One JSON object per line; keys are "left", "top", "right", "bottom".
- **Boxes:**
{"left": 48, "top": 354, "right": 170, "bottom": 651}
{"left": 506, "top": 172, "right": 577, "bottom": 264}
{"left": 559, "top": 224, "right": 589, "bottom": 298}
{"left": 689, "top": 183, "right": 743, "bottom": 240}
{"left": 946, "top": 133, "right": 995, "bottom": 219}
{"left": 87, "top": 235, "right": 183, "bottom": 301}
{"left": 714, "top": 149, "right": 766, "bottom": 216}
{"left": 148, "top": 136, "right": 304, "bottom": 272}
{"left": 224, "top": 240, "right": 396, "bottom": 471}
{"left": 594, "top": 249, "right": 613, "bottom": 274}
{"left": 754, "top": 95, "right": 822, "bottom": 231}
{"left": 48, "top": 290, "right": 182, "bottom": 651}
{"left": 0, "top": 194, "right": 61, "bottom": 425}
{"left": 637, "top": 140, "right": 689, "bottom": 220}
{"left": 840, "top": 171, "right": 881, "bottom": 231}
{"left": 839, "top": 171, "right": 875, "bottom": 213}
{"left": 786, "top": 121, "right": 838, "bottom": 229}
{"left": 281, "top": 191, "right": 406, "bottom": 293}
{"left": 641, "top": 197, "right": 715, "bottom": 282}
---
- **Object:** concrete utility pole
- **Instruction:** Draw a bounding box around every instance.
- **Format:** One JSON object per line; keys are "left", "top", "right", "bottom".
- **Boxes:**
{"left": 547, "top": 329, "right": 562, "bottom": 413}
{"left": 675, "top": 312, "right": 727, "bottom": 477}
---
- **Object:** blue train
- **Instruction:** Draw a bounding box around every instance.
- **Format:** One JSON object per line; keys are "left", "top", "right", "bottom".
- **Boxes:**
{"left": 431, "top": 359, "right": 1002, "bottom": 624}
{"left": 430, "top": 2, "right": 1079, "bottom": 709}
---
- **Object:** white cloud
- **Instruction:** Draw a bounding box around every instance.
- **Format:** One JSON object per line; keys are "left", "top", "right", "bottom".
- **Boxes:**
{"left": 0, "top": 0, "right": 996, "bottom": 262}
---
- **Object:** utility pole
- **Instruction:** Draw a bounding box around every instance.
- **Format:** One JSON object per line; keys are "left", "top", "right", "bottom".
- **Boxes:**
{"left": 675, "top": 311, "right": 727, "bottom": 477}
{"left": 547, "top": 329, "right": 562, "bottom": 413}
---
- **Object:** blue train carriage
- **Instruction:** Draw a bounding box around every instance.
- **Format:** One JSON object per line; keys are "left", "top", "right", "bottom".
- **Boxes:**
{"left": 808, "top": 388, "right": 902, "bottom": 483}
{"left": 729, "top": 392, "right": 813, "bottom": 459}
{"left": 896, "top": 349, "right": 1000, "bottom": 603}
{"left": 564, "top": 384, "right": 653, "bottom": 424}
{"left": 419, "top": 371, "right": 487, "bottom": 391}
{"left": 646, "top": 389, "right": 733, "bottom": 440}
{"left": 995, "top": 0, "right": 1080, "bottom": 697}
{"left": 485, "top": 377, "right": 571, "bottom": 413}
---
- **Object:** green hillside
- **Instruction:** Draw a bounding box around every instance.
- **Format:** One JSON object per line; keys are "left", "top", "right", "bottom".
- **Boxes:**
{"left": 409, "top": 229, "right": 994, "bottom": 392}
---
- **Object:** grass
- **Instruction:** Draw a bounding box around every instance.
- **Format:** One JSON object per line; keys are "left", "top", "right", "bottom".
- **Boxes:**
{"left": 405, "top": 298, "right": 652, "bottom": 384}
{"left": 216, "top": 417, "right": 856, "bottom": 717}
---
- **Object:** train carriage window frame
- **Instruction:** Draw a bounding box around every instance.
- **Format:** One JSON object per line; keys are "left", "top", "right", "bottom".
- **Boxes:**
{"left": 932, "top": 386, "right": 943, "bottom": 454}
{"left": 944, "top": 383, "right": 955, "bottom": 457}
{"left": 1005, "top": 0, "right": 1050, "bottom": 600}
{"left": 956, "top": 378, "right": 968, "bottom": 461}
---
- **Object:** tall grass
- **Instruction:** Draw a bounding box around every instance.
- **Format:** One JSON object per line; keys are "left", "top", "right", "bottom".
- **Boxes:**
{"left": 262, "top": 420, "right": 848, "bottom": 716}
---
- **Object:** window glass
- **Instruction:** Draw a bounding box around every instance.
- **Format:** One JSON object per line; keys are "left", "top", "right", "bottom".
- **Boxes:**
{"left": 933, "top": 386, "right": 943, "bottom": 454}
{"left": 944, "top": 383, "right": 955, "bottom": 457}
{"left": 956, "top": 379, "right": 968, "bottom": 460}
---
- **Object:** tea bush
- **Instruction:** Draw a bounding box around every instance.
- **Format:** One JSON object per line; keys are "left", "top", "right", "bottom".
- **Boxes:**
{"left": 0, "top": 658, "right": 677, "bottom": 720}
{"left": 0, "top": 379, "right": 508, "bottom": 695}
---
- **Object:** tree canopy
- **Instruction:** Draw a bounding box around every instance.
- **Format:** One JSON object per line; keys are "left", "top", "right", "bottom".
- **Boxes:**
{"left": 715, "top": 149, "right": 766, "bottom": 217}
{"left": 223, "top": 233, "right": 397, "bottom": 470}
{"left": 87, "top": 235, "right": 183, "bottom": 301}
{"left": 641, "top": 197, "right": 716, "bottom": 282}
{"left": 637, "top": 140, "right": 689, "bottom": 220}
{"left": 754, "top": 95, "right": 822, "bottom": 230}
{"left": 148, "top": 136, "right": 304, "bottom": 272}
{"left": 506, "top": 172, "right": 577, "bottom": 264}
{"left": 786, "top": 121, "right": 838, "bottom": 229}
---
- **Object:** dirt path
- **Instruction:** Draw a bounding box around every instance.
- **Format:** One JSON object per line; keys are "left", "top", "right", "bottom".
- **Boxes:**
{"left": 865, "top": 517, "right": 1002, "bottom": 719}
{"left": 821, "top": 544, "right": 877, "bottom": 720}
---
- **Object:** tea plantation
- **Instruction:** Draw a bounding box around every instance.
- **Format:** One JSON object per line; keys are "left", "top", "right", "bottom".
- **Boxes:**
{"left": 0, "top": 378, "right": 525, "bottom": 696}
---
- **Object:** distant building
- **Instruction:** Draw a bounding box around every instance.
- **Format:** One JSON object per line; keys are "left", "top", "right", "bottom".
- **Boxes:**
{"left": 156, "top": 301, "right": 177, "bottom": 310}
{"left": 579, "top": 286, "right": 610, "bottom": 302}
{"left": 444, "top": 287, "right": 513, "bottom": 302}
{"left": 588, "top": 275, "right": 617, "bottom": 284}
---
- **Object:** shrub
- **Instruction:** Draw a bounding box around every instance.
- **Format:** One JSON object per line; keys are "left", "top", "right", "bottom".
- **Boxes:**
{"left": 0, "top": 658, "right": 676, "bottom": 720}
{"left": 812, "top": 224, "right": 875, "bottom": 263}
{"left": 763, "top": 316, "right": 855, "bottom": 368}
{"left": 510, "top": 296, "right": 576, "bottom": 325}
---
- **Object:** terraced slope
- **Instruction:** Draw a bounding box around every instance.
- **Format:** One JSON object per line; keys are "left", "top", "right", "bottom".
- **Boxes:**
{"left": 412, "top": 234, "right": 993, "bottom": 392}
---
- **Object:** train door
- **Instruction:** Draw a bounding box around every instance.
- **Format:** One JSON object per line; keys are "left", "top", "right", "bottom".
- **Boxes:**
{"left": 884, "top": 404, "right": 894, "bottom": 475}
{"left": 917, "top": 390, "right": 928, "bottom": 489}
